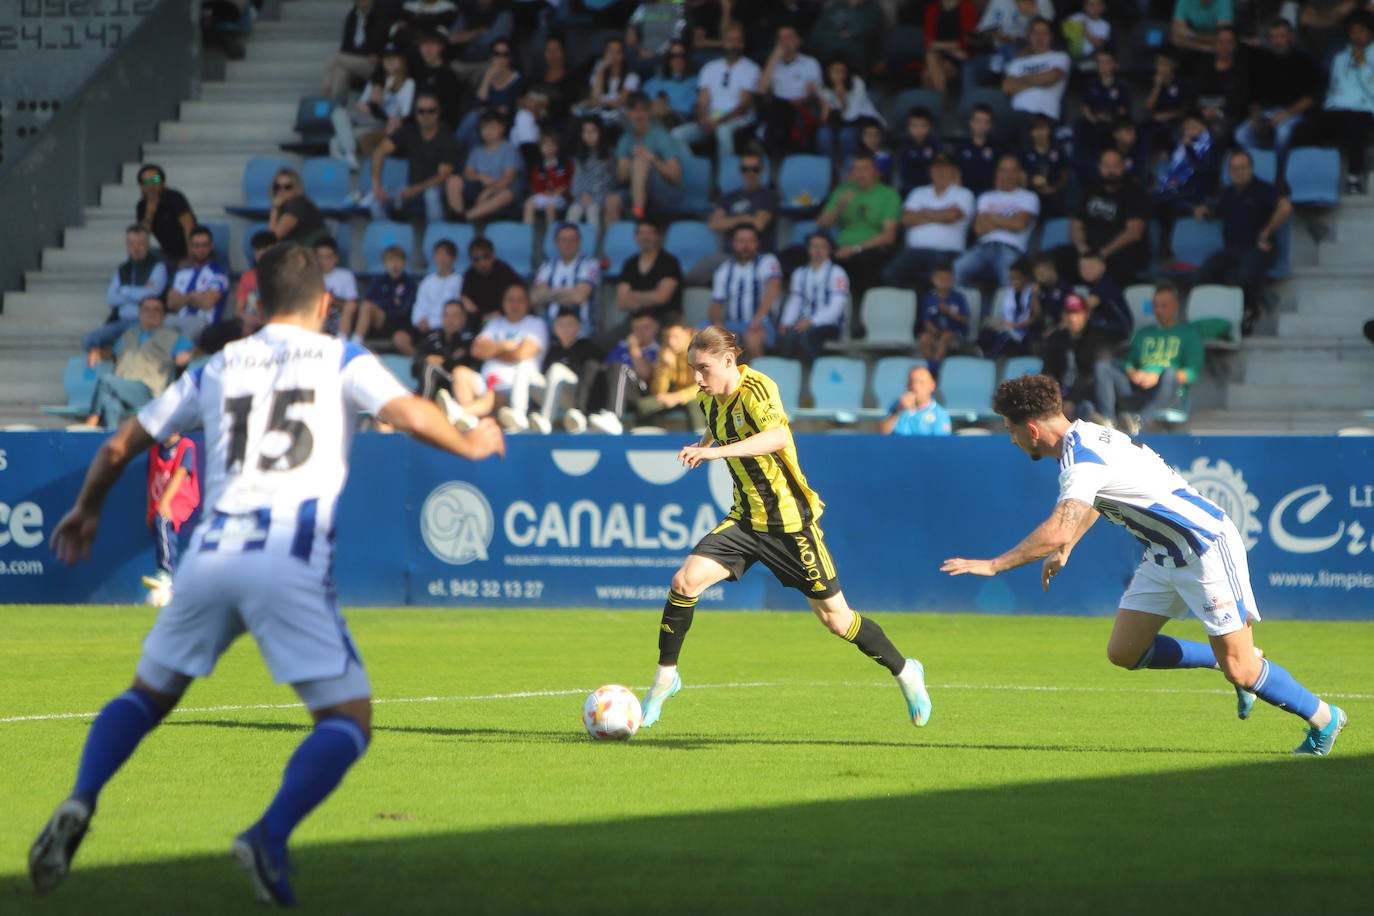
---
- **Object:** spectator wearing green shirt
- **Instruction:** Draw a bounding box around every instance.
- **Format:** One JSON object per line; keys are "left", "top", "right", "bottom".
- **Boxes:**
{"left": 1091, "top": 282, "right": 1202, "bottom": 434}
{"left": 816, "top": 151, "right": 900, "bottom": 338}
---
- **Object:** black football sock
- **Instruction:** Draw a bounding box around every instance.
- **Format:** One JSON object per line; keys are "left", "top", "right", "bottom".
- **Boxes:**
{"left": 842, "top": 613, "right": 906, "bottom": 676}
{"left": 657, "top": 590, "right": 697, "bottom": 666}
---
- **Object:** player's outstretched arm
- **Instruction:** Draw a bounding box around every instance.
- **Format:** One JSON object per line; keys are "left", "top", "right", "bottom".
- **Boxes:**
{"left": 51, "top": 417, "right": 157, "bottom": 564}
{"left": 679, "top": 426, "right": 788, "bottom": 469}
{"left": 942, "top": 499, "right": 1095, "bottom": 579}
{"left": 378, "top": 395, "right": 506, "bottom": 461}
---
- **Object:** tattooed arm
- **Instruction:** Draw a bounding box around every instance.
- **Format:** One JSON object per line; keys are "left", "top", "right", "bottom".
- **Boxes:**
{"left": 941, "top": 499, "right": 1099, "bottom": 580}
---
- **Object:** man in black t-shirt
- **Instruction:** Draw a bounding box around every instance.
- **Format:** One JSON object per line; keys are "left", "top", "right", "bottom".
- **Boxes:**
{"left": 707, "top": 150, "right": 781, "bottom": 252}
{"left": 1233, "top": 19, "right": 1320, "bottom": 160}
{"left": 367, "top": 91, "right": 460, "bottom": 222}
{"left": 1068, "top": 148, "right": 1149, "bottom": 286}
{"left": 135, "top": 164, "right": 197, "bottom": 266}
{"left": 460, "top": 237, "right": 523, "bottom": 323}
{"left": 614, "top": 220, "right": 684, "bottom": 327}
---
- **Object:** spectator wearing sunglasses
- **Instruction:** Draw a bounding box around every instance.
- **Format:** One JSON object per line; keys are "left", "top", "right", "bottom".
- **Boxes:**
{"left": 267, "top": 168, "right": 328, "bottom": 247}
{"left": 134, "top": 164, "right": 197, "bottom": 266}
{"left": 446, "top": 0, "right": 515, "bottom": 85}
{"left": 642, "top": 39, "right": 698, "bottom": 128}
{"left": 368, "top": 90, "right": 460, "bottom": 222}
{"left": 708, "top": 150, "right": 780, "bottom": 254}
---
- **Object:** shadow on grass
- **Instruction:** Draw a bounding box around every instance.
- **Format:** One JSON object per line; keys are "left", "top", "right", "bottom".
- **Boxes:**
{"left": 6, "top": 754, "right": 1371, "bottom": 916}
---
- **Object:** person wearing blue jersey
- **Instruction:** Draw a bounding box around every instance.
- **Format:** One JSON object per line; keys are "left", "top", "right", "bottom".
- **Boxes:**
{"left": 941, "top": 373, "right": 1347, "bottom": 757}
{"left": 31, "top": 242, "right": 505, "bottom": 906}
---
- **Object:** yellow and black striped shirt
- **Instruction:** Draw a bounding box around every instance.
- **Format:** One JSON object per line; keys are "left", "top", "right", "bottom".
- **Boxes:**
{"left": 698, "top": 365, "right": 824, "bottom": 534}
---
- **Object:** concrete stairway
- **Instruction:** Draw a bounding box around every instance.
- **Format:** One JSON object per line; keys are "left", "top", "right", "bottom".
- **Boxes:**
{"left": 0, "top": 1, "right": 340, "bottom": 426}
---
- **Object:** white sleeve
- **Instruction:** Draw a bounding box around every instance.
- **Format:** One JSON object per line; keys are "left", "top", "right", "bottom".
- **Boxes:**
{"left": 1058, "top": 463, "right": 1109, "bottom": 507}
{"left": 338, "top": 271, "right": 359, "bottom": 300}
{"left": 760, "top": 254, "right": 783, "bottom": 282}
{"left": 534, "top": 262, "right": 552, "bottom": 287}
{"left": 578, "top": 258, "right": 601, "bottom": 286}
{"left": 779, "top": 270, "right": 803, "bottom": 326}
{"left": 814, "top": 267, "right": 849, "bottom": 328}
{"left": 137, "top": 363, "right": 206, "bottom": 442}
{"left": 955, "top": 188, "right": 975, "bottom": 216}
{"left": 740, "top": 60, "right": 761, "bottom": 93}
{"left": 342, "top": 349, "right": 411, "bottom": 416}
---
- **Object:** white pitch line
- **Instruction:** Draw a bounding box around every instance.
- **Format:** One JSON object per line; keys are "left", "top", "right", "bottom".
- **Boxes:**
{"left": 2, "top": 682, "right": 1370, "bottom": 725}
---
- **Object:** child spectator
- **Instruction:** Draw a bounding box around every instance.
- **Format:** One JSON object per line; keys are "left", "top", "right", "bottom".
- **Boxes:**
{"left": 637, "top": 320, "right": 697, "bottom": 429}
{"left": 141, "top": 433, "right": 199, "bottom": 608}
{"left": 199, "top": 230, "right": 275, "bottom": 355}
{"left": 566, "top": 118, "right": 615, "bottom": 229}
{"left": 523, "top": 130, "right": 572, "bottom": 226}
{"left": 896, "top": 107, "right": 944, "bottom": 198}
{"left": 856, "top": 118, "right": 893, "bottom": 184}
{"left": 1079, "top": 251, "right": 1134, "bottom": 345}
{"left": 816, "top": 58, "right": 883, "bottom": 162}
{"left": 1021, "top": 114, "right": 1070, "bottom": 220}
{"left": 1154, "top": 110, "right": 1218, "bottom": 263}
{"left": 510, "top": 88, "right": 552, "bottom": 166}
{"left": 403, "top": 239, "right": 464, "bottom": 355}
{"left": 1061, "top": 0, "right": 1111, "bottom": 69}
{"left": 953, "top": 104, "right": 1002, "bottom": 197}
{"left": 314, "top": 237, "right": 359, "bottom": 339}
{"left": 1074, "top": 48, "right": 1131, "bottom": 169}
{"left": 977, "top": 256, "right": 1036, "bottom": 359}
{"left": 354, "top": 244, "right": 417, "bottom": 349}
{"left": 1107, "top": 117, "right": 1148, "bottom": 185}
{"left": 537, "top": 307, "right": 607, "bottom": 434}
{"left": 918, "top": 262, "right": 970, "bottom": 374}
{"left": 445, "top": 112, "right": 522, "bottom": 223}
{"left": 1031, "top": 253, "right": 1073, "bottom": 334}
{"left": 419, "top": 299, "right": 493, "bottom": 427}
{"left": 1140, "top": 47, "right": 1192, "bottom": 162}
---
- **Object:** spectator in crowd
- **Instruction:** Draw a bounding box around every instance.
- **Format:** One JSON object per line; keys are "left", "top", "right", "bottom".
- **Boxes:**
{"left": 816, "top": 57, "right": 884, "bottom": 163}
{"left": 757, "top": 24, "right": 823, "bottom": 161}
{"left": 1140, "top": 46, "right": 1192, "bottom": 161}
{"left": 596, "top": 310, "right": 666, "bottom": 433}
{"left": 1106, "top": 116, "right": 1148, "bottom": 184}
{"left": 883, "top": 152, "right": 975, "bottom": 293}
{"left": 135, "top": 164, "right": 196, "bottom": 266}
{"left": 1193, "top": 25, "right": 1249, "bottom": 146}
{"left": 1233, "top": 19, "right": 1317, "bottom": 164}
{"left": 403, "top": 239, "right": 464, "bottom": 355}
{"left": 672, "top": 23, "right": 759, "bottom": 162}
{"left": 687, "top": 0, "right": 732, "bottom": 62}
{"left": 1294, "top": 9, "right": 1374, "bottom": 193}
{"left": 460, "top": 236, "right": 522, "bottom": 322}
{"left": 953, "top": 104, "right": 1002, "bottom": 197}
{"left": 606, "top": 92, "right": 685, "bottom": 222}
{"left": 456, "top": 38, "right": 524, "bottom": 156}
{"left": 637, "top": 320, "right": 700, "bottom": 429}
{"left": 775, "top": 232, "right": 849, "bottom": 364}
{"left": 923, "top": 0, "right": 979, "bottom": 95}
{"left": 566, "top": 117, "right": 616, "bottom": 228}
{"left": 199, "top": 229, "right": 275, "bottom": 355}
{"left": 1021, "top": 113, "right": 1070, "bottom": 219}
{"left": 367, "top": 90, "right": 459, "bottom": 222}
{"left": 954, "top": 155, "right": 1038, "bottom": 289}
{"left": 1030, "top": 252, "right": 1072, "bottom": 333}
{"left": 1070, "top": 147, "right": 1150, "bottom": 285}
{"left": 1153, "top": 109, "right": 1218, "bottom": 263}
{"left": 529, "top": 34, "right": 575, "bottom": 127}
{"left": 577, "top": 37, "right": 641, "bottom": 126}
{"left": 266, "top": 168, "right": 327, "bottom": 247}
{"left": 395, "top": 0, "right": 459, "bottom": 44}
{"left": 1092, "top": 281, "right": 1201, "bottom": 435}
{"left": 878, "top": 365, "right": 952, "bottom": 436}
{"left": 445, "top": 111, "right": 522, "bottom": 222}
{"left": 418, "top": 300, "right": 493, "bottom": 424}
{"left": 967, "top": 0, "right": 1055, "bottom": 87}
{"left": 708, "top": 149, "right": 781, "bottom": 252}
{"left": 918, "top": 262, "right": 970, "bottom": 373}
{"left": 354, "top": 244, "right": 417, "bottom": 348}
{"left": 808, "top": 0, "right": 883, "bottom": 72}
{"left": 510, "top": 87, "right": 553, "bottom": 167}
{"left": 447, "top": 0, "right": 514, "bottom": 84}
{"left": 1074, "top": 48, "right": 1132, "bottom": 167}
{"left": 523, "top": 129, "right": 572, "bottom": 226}
{"left": 1298, "top": 0, "right": 1359, "bottom": 58}
{"left": 896, "top": 107, "right": 944, "bottom": 198}
{"left": 817, "top": 151, "right": 901, "bottom": 337}
{"left": 710, "top": 224, "right": 783, "bottom": 361}
{"left": 614, "top": 219, "right": 684, "bottom": 326}
{"left": 1078, "top": 250, "right": 1134, "bottom": 345}
{"left": 82, "top": 298, "right": 193, "bottom": 429}
{"left": 315, "top": 237, "right": 360, "bottom": 338}
{"left": 1061, "top": 0, "right": 1111, "bottom": 68}
{"left": 627, "top": 1, "right": 688, "bottom": 76}
{"left": 476, "top": 283, "right": 550, "bottom": 429}
{"left": 1001, "top": 17, "right": 1071, "bottom": 127}
{"left": 977, "top": 256, "right": 1036, "bottom": 359}
{"left": 88, "top": 226, "right": 168, "bottom": 347}
{"left": 642, "top": 39, "right": 698, "bottom": 128}
{"left": 531, "top": 223, "right": 600, "bottom": 337}
{"left": 1194, "top": 148, "right": 1293, "bottom": 333}
{"left": 322, "top": 0, "right": 392, "bottom": 100}
{"left": 329, "top": 43, "right": 414, "bottom": 169}
{"left": 533, "top": 307, "right": 608, "bottom": 434}
{"left": 854, "top": 119, "right": 894, "bottom": 184}
{"left": 413, "top": 29, "right": 463, "bottom": 128}
{"left": 740, "top": 0, "right": 822, "bottom": 59}
{"left": 165, "top": 225, "right": 229, "bottom": 344}
{"left": 1171, "top": 0, "right": 1234, "bottom": 69}
{"left": 1040, "top": 292, "right": 1114, "bottom": 420}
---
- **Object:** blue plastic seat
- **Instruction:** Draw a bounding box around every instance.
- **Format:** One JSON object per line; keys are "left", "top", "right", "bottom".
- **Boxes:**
{"left": 361, "top": 221, "right": 415, "bottom": 275}
{"left": 358, "top": 157, "right": 409, "bottom": 194}
{"left": 789, "top": 220, "right": 823, "bottom": 247}
{"left": 665, "top": 156, "right": 714, "bottom": 218}
{"left": 203, "top": 221, "right": 232, "bottom": 272}
{"left": 1186, "top": 283, "right": 1244, "bottom": 351}
{"left": 291, "top": 96, "right": 337, "bottom": 149}
{"left": 301, "top": 157, "right": 356, "bottom": 215}
{"left": 1168, "top": 218, "right": 1224, "bottom": 272}
{"left": 422, "top": 222, "right": 476, "bottom": 267}
{"left": 482, "top": 221, "right": 535, "bottom": 276}
{"left": 600, "top": 221, "right": 639, "bottom": 277}
{"left": 41, "top": 356, "right": 112, "bottom": 417}
{"left": 1000, "top": 354, "right": 1043, "bottom": 381}
{"left": 1038, "top": 217, "right": 1072, "bottom": 252}
{"left": 796, "top": 356, "right": 866, "bottom": 423}
{"left": 778, "top": 154, "right": 832, "bottom": 214}
{"left": 226, "top": 155, "right": 295, "bottom": 218}
{"left": 936, "top": 355, "right": 998, "bottom": 423}
{"left": 1286, "top": 147, "right": 1340, "bottom": 207}
{"left": 664, "top": 221, "right": 721, "bottom": 274}
{"left": 866, "top": 356, "right": 919, "bottom": 418}
{"left": 747, "top": 357, "right": 802, "bottom": 417}
{"left": 378, "top": 353, "right": 415, "bottom": 391}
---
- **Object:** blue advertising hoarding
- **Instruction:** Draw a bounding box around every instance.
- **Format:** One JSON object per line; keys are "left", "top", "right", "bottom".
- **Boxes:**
{"left": 2, "top": 431, "right": 1371, "bottom": 620}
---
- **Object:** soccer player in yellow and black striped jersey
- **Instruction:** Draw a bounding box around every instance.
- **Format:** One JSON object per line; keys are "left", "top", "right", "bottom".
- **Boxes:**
{"left": 639, "top": 326, "right": 933, "bottom": 730}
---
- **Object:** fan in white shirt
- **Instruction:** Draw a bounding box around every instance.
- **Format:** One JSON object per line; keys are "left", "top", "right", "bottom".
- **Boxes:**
{"left": 954, "top": 155, "right": 1039, "bottom": 288}
{"left": 1001, "top": 19, "right": 1071, "bottom": 121}
{"left": 881, "top": 154, "right": 976, "bottom": 291}
{"left": 776, "top": 233, "right": 849, "bottom": 364}
{"left": 670, "top": 23, "right": 760, "bottom": 161}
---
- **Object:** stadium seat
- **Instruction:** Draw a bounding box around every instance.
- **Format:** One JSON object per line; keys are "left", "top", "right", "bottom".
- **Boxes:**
{"left": 1038, "top": 217, "right": 1072, "bottom": 252}
{"left": 936, "top": 356, "right": 997, "bottom": 423}
{"left": 789, "top": 219, "right": 822, "bottom": 247}
{"left": 777, "top": 154, "right": 832, "bottom": 214}
{"left": 747, "top": 356, "right": 802, "bottom": 416}
{"left": 482, "top": 221, "right": 535, "bottom": 276}
{"left": 600, "top": 221, "right": 639, "bottom": 276}
{"left": 542, "top": 222, "right": 597, "bottom": 263}
{"left": 1268, "top": 222, "right": 1291, "bottom": 280}
{"left": 882, "top": 25, "right": 927, "bottom": 85}
{"left": 864, "top": 356, "right": 919, "bottom": 418}
{"left": 1186, "top": 284, "right": 1244, "bottom": 351}
{"left": 839, "top": 287, "right": 915, "bottom": 353}
{"left": 285, "top": 95, "right": 337, "bottom": 154}
{"left": 378, "top": 353, "right": 416, "bottom": 391}
{"left": 301, "top": 156, "right": 357, "bottom": 217}
{"left": 665, "top": 156, "right": 714, "bottom": 218}
{"left": 796, "top": 356, "right": 866, "bottom": 423}
{"left": 1125, "top": 19, "right": 1171, "bottom": 77}
{"left": 1000, "top": 354, "right": 1042, "bottom": 381}
{"left": 240, "top": 221, "right": 270, "bottom": 267}
{"left": 717, "top": 155, "right": 772, "bottom": 195}
{"left": 203, "top": 221, "right": 231, "bottom": 272}
{"left": 1286, "top": 147, "right": 1340, "bottom": 208}
{"left": 358, "top": 157, "right": 409, "bottom": 196}
{"left": 664, "top": 221, "right": 720, "bottom": 275}
{"left": 884, "top": 88, "right": 943, "bottom": 136}
{"left": 682, "top": 287, "right": 712, "bottom": 327}
{"left": 1125, "top": 283, "right": 1155, "bottom": 331}
{"left": 361, "top": 221, "right": 415, "bottom": 275}
{"left": 226, "top": 155, "right": 294, "bottom": 218}
{"left": 41, "top": 356, "right": 112, "bottom": 417}
{"left": 958, "top": 286, "right": 984, "bottom": 340}
{"left": 422, "top": 222, "right": 475, "bottom": 266}
{"left": 1168, "top": 218, "right": 1224, "bottom": 272}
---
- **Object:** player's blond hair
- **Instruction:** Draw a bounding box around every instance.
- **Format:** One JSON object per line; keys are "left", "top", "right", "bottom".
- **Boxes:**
{"left": 690, "top": 326, "right": 744, "bottom": 360}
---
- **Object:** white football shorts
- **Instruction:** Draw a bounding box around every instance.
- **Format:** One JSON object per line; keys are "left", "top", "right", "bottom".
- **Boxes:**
{"left": 1118, "top": 523, "right": 1260, "bottom": 636}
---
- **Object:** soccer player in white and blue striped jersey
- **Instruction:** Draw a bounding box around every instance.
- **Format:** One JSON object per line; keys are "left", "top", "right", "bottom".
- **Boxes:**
{"left": 942, "top": 374, "right": 1347, "bottom": 757}
{"left": 31, "top": 243, "right": 505, "bottom": 905}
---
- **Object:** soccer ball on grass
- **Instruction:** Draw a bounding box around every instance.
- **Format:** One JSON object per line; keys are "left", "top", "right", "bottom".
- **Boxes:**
{"left": 582, "top": 685, "right": 643, "bottom": 740}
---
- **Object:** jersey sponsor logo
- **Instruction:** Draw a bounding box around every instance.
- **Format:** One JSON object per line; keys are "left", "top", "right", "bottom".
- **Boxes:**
{"left": 1180, "top": 458, "right": 1261, "bottom": 548}
{"left": 421, "top": 482, "right": 495, "bottom": 565}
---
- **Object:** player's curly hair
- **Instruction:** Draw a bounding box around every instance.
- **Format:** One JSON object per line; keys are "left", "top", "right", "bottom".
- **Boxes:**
{"left": 691, "top": 326, "right": 744, "bottom": 360}
{"left": 993, "top": 374, "right": 1063, "bottom": 424}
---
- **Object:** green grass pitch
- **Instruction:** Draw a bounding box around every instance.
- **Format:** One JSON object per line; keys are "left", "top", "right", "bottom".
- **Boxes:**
{"left": 1, "top": 606, "right": 1371, "bottom": 915}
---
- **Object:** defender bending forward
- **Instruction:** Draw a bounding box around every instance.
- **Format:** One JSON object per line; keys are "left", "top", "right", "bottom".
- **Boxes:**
{"left": 942, "top": 374, "right": 1346, "bottom": 756}
{"left": 31, "top": 243, "right": 505, "bottom": 905}
{"left": 639, "top": 326, "right": 932, "bottom": 729}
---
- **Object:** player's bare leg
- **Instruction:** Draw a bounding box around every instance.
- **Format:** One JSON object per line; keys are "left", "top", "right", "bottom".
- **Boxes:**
{"left": 642, "top": 555, "right": 732, "bottom": 728}
{"left": 810, "top": 593, "right": 931, "bottom": 727}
